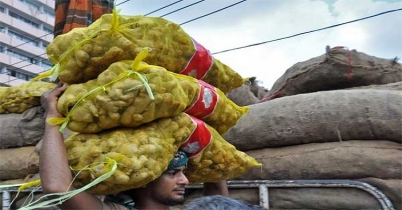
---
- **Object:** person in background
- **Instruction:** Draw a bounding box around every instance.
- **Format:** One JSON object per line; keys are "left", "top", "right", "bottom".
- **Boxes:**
{"left": 184, "top": 195, "right": 267, "bottom": 210}
{"left": 39, "top": 83, "right": 229, "bottom": 210}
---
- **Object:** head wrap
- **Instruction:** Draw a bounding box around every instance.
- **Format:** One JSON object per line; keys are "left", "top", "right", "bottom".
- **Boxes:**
{"left": 167, "top": 150, "right": 189, "bottom": 170}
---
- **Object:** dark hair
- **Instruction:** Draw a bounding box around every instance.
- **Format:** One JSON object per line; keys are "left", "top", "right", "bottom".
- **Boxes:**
{"left": 184, "top": 195, "right": 266, "bottom": 210}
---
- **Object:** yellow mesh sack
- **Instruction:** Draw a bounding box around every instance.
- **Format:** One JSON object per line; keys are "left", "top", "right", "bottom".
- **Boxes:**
{"left": 0, "top": 82, "right": 56, "bottom": 114}
{"left": 66, "top": 113, "right": 194, "bottom": 195}
{"left": 39, "top": 10, "right": 243, "bottom": 93}
{"left": 66, "top": 113, "right": 259, "bottom": 195}
{"left": 52, "top": 50, "right": 249, "bottom": 134}
{"left": 180, "top": 116, "right": 261, "bottom": 183}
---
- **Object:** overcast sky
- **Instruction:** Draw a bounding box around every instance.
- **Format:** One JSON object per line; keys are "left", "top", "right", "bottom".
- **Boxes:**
{"left": 116, "top": 0, "right": 402, "bottom": 90}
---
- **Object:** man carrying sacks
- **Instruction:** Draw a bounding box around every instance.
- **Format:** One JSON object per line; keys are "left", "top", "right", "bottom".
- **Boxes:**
{"left": 38, "top": 83, "right": 259, "bottom": 209}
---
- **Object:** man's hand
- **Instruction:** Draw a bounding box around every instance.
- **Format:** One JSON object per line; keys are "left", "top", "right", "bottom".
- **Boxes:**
{"left": 41, "top": 82, "right": 67, "bottom": 119}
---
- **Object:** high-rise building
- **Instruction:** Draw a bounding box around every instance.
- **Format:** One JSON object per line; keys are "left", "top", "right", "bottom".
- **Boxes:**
{"left": 0, "top": 0, "right": 55, "bottom": 87}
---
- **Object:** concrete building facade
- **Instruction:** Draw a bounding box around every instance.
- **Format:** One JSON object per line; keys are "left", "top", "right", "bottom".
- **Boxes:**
{"left": 0, "top": 0, "right": 55, "bottom": 86}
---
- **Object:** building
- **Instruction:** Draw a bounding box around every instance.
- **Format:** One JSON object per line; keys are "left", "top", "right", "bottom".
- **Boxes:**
{"left": 0, "top": 0, "right": 55, "bottom": 87}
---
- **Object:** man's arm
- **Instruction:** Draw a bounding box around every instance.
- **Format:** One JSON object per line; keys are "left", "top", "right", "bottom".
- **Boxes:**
{"left": 203, "top": 180, "right": 229, "bottom": 196}
{"left": 39, "top": 84, "right": 118, "bottom": 209}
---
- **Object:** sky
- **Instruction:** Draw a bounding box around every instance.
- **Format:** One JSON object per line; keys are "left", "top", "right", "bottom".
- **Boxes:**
{"left": 116, "top": 0, "right": 402, "bottom": 90}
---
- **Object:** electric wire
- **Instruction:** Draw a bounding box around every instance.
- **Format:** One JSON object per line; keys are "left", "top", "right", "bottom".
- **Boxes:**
{"left": 160, "top": 0, "right": 205, "bottom": 17}
{"left": 116, "top": 0, "right": 130, "bottom": 6}
{"left": 1, "top": 0, "right": 194, "bottom": 84}
{"left": 180, "top": 0, "right": 246, "bottom": 25}
{"left": 0, "top": 32, "right": 52, "bottom": 53}
{"left": 212, "top": 8, "right": 402, "bottom": 55}
{"left": 144, "top": 0, "right": 185, "bottom": 16}
{"left": 2, "top": 4, "right": 401, "bottom": 84}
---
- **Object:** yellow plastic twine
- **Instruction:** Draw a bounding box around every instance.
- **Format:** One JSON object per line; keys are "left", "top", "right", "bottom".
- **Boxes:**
{"left": 47, "top": 48, "right": 155, "bottom": 133}
{"left": 32, "top": 8, "right": 122, "bottom": 82}
{"left": 18, "top": 158, "right": 117, "bottom": 210}
{"left": 0, "top": 179, "right": 42, "bottom": 209}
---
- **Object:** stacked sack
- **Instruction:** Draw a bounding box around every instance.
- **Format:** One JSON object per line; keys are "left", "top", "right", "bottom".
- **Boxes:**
{"left": 218, "top": 47, "right": 402, "bottom": 210}
{"left": 29, "top": 10, "right": 261, "bottom": 197}
{"left": 38, "top": 10, "right": 244, "bottom": 94}
{"left": 0, "top": 82, "right": 57, "bottom": 208}
{"left": 53, "top": 50, "right": 260, "bottom": 195}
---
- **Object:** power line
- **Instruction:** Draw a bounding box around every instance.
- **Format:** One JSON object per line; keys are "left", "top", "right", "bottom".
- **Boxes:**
{"left": 212, "top": 8, "right": 402, "bottom": 55}
{"left": 144, "top": 0, "right": 185, "bottom": 16}
{"left": 160, "top": 0, "right": 205, "bottom": 18}
{"left": 0, "top": 53, "right": 48, "bottom": 84}
{"left": 2, "top": 1, "right": 196, "bottom": 84}
{"left": 1, "top": 52, "right": 48, "bottom": 70}
{"left": 116, "top": 0, "right": 130, "bottom": 6}
{"left": 0, "top": 32, "right": 52, "bottom": 53}
{"left": 180, "top": 0, "right": 246, "bottom": 25}
{"left": 0, "top": 64, "right": 49, "bottom": 85}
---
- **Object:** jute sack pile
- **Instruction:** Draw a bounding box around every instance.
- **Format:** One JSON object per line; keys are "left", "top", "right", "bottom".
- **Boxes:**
{"left": 226, "top": 84, "right": 260, "bottom": 106}
{"left": 180, "top": 141, "right": 400, "bottom": 209}
{"left": 345, "top": 81, "right": 402, "bottom": 91}
{"left": 224, "top": 89, "right": 402, "bottom": 150}
{"left": 0, "top": 106, "right": 45, "bottom": 148}
{"left": 358, "top": 177, "right": 402, "bottom": 210}
{"left": 0, "top": 146, "right": 39, "bottom": 180}
{"left": 237, "top": 141, "right": 401, "bottom": 180}
{"left": 265, "top": 47, "right": 402, "bottom": 100}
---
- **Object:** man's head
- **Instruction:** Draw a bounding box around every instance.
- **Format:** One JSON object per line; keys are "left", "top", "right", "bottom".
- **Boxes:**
{"left": 134, "top": 150, "right": 190, "bottom": 208}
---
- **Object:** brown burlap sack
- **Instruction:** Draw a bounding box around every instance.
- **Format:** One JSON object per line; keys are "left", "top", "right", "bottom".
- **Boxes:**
{"left": 0, "top": 147, "right": 39, "bottom": 180}
{"left": 0, "top": 106, "right": 45, "bottom": 149}
{"left": 346, "top": 81, "right": 402, "bottom": 91}
{"left": 358, "top": 178, "right": 402, "bottom": 210}
{"left": 180, "top": 185, "right": 382, "bottom": 210}
{"left": 265, "top": 47, "right": 402, "bottom": 100}
{"left": 224, "top": 89, "right": 402, "bottom": 151}
{"left": 237, "top": 141, "right": 401, "bottom": 180}
{"left": 226, "top": 84, "right": 260, "bottom": 106}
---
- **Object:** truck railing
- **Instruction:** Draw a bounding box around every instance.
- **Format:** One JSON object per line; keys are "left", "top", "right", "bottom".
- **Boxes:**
{"left": 1, "top": 179, "right": 395, "bottom": 210}
{"left": 186, "top": 179, "right": 395, "bottom": 210}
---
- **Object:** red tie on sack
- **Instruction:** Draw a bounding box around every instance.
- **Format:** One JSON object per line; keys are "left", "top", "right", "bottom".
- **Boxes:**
{"left": 180, "top": 115, "right": 212, "bottom": 158}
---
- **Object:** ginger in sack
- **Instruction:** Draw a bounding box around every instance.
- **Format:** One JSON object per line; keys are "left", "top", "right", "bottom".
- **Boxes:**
{"left": 66, "top": 113, "right": 195, "bottom": 195}
{"left": 66, "top": 113, "right": 259, "bottom": 194}
{"left": 43, "top": 10, "right": 243, "bottom": 93}
{"left": 180, "top": 115, "right": 261, "bottom": 183}
{"left": 54, "top": 50, "right": 248, "bottom": 134}
{"left": 0, "top": 82, "right": 56, "bottom": 114}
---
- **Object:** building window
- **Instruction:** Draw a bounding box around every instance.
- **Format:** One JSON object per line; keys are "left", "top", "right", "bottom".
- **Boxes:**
{"left": 22, "top": 0, "right": 40, "bottom": 11}
{"left": 15, "top": 71, "right": 29, "bottom": 80}
{"left": 7, "top": 50, "right": 38, "bottom": 64}
{"left": 0, "top": 7, "right": 4, "bottom": 13}
{"left": 9, "top": 12, "right": 40, "bottom": 28}
{"left": 44, "top": 9, "right": 55, "bottom": 18}
{"left": 8, "top": 30, "right": 39, "bottom": 47}
{"left": 42, "top": 42, "right": 48, "bottom": 48}
{"left": 0, "top": 68, "right": 12, "bottom": 76}
{"left": 0, "top": 68, "right": 32, "bottom": 81}
{"left": 43, "top": 27, "right": 53, "bottom": 34}
{"left": 41, "top": 62, "right": 53, "bottom": 69}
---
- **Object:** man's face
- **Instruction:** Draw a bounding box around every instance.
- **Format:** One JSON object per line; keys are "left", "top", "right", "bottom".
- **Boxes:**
{"left": 146, "top": 166, "right": 189, "bottom": 205}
